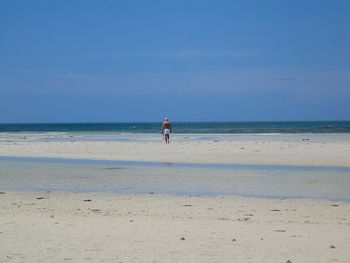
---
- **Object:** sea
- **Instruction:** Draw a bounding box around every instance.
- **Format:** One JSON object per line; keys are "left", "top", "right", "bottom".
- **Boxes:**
{"left": 1, "top": 121, "right": 350, "bottom": 134}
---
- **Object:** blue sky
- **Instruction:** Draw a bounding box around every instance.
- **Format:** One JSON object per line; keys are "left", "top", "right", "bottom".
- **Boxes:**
{"left": 0, "top": 0, "right": 349, "bottom": 122}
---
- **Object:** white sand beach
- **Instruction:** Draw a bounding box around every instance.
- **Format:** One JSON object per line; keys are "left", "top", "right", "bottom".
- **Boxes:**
{"left": 2, "top": 0, "right": 349, "bottom": 261}
{"left": 1, "top": 134, "right": 350, "bottom": 262}
{"left": 1, "top": 134, "right": 350, "bottom": 167}
{"left": 1, "top": 191, "right": 350, "bottom": 263}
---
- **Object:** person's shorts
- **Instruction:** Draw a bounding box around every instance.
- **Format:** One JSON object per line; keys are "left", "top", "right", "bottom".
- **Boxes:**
{"left": 164, "top": 129, "right": 170, "bottom": 135}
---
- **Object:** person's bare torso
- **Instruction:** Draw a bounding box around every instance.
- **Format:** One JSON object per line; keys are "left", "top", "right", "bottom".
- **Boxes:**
{"left": 163, "top": 121, "right": 171, "bottom": 129}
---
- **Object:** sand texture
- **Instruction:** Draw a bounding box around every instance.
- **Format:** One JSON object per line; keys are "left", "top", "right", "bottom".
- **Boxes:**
{"left": 1, "top": 134, "right": 350, "bottom": 167}
{"left": 1, "top": 191, "right": 350, "bottom": 263}
{"left": 1, "top": 134, "right": 350, "bottom": 262}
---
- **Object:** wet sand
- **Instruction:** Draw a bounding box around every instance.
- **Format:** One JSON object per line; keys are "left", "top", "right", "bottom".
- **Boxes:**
{"left": 1, "top": 157, "right": 350, "bottom": 200}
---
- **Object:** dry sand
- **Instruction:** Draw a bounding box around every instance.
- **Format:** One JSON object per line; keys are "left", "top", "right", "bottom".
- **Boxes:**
{"left": 1, "top": 191, "right": 350, "bottom": 263}
{"left": 1, "top": 135, "right": 350, "bottom": 167}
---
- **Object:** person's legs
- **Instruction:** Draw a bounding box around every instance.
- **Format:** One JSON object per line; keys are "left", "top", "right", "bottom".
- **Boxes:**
{"left": 164, "top": 129, "right": 170, "bottom": 143}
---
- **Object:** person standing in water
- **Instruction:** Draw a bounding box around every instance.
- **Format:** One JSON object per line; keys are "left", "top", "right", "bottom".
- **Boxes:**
{"left": 162, "top": 117, "right": 172, "bottom": 144}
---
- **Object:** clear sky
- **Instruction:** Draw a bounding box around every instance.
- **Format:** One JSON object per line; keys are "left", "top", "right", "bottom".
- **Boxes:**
{"left": 1, "top": 0, "right": 349, "bottom": 123}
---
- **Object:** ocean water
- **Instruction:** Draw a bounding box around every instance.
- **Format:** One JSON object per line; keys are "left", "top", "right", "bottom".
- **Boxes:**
{"left": 1, "top": 121, "right": 350, "bottom": 134}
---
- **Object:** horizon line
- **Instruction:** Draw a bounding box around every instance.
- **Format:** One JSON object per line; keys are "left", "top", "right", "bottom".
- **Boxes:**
{"left": 1, "top": 120, "right": 350, "bottom": 125}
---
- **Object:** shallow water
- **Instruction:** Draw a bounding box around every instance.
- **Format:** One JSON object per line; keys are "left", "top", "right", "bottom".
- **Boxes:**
{"left": 1, "top": 157, "right": 350, "bottom": 201}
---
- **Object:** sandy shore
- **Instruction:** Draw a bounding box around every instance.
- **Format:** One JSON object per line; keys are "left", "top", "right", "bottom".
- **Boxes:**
{"left": 1, "top": 134, "right": 350, "bottom": 262}
{"left": 0, "top": 191, "right": 349, "bottom": 263}
{"left": 1, "top": 134, "right": 350, "bottom": 167}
